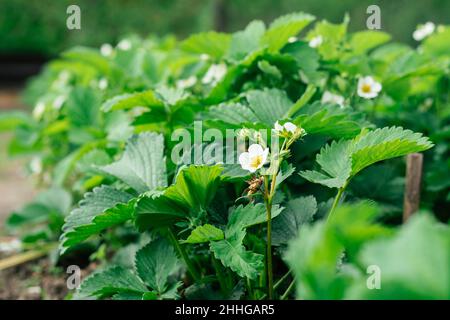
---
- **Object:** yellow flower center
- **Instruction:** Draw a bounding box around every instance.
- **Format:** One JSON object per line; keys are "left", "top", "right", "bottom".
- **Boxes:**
{"left": 361, "top": 83, "right": 372, "bottom": 93}
{"left": 249, "top": 155, "right": 263, "bottom": 169}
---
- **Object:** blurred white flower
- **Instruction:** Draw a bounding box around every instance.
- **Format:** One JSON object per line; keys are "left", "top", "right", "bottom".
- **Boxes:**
{"left": 53, "top": 95, "right": 66, "bottom": 110}
{"left": 202, "top": 63, "right": 227, "bottom": 85}
{"left": 357, "top": 76, "right": 382, "bottom": 99}
{"left": 309, "top": 35, "right": 323, "bottom": 48}
{"left": 200, "top": 53, "right": 210, "bottom": 61}
{"left": 413, "top": 22, "right": 435, "bottom": 41}
{"left": 288, "top": 36, "right": 298, "bottom": 43}
{"left": 321, "top": 91, "right": 345, "bottom": 107}
{"left": 274, "top": 121, "right": 298, "bottom": 134}
{"left": 100, "top": 43, "right": 113, "bottom": 56}
{"left": 33, "top": 101, "right": 46, "bottom": 119}
{"left": 30, "top": 157, "right": 42, "bottom": 174}
{"left": 117, "top": 39, "right": 132, "bottom": 51}
{"left": 239, "top": 144, "right": 269, "bottom": 173}
{"left": 98, "top": 78, "right": 108, "bottom": 90}
{"left": 176, "top": 76, "right": 197, "bottom": 89}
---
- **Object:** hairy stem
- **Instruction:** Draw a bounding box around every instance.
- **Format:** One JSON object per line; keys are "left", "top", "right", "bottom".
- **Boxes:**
{"left": 280, "top": 278, "right": 296, "bottom": 300}
{"left": 168, "top": 228, "right": 200, "bottom": 281}
{"left": 259, "top": 269, "right": 292, "bottom": 300}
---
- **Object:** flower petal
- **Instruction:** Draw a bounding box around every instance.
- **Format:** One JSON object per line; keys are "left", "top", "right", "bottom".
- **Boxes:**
{"left": 248, "top": 143, "right": 264, "bottom": 156}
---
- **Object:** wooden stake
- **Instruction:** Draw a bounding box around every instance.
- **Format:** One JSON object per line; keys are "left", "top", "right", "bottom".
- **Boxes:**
{"left": 403, "top": 153, "right": 423, "bottom": 222}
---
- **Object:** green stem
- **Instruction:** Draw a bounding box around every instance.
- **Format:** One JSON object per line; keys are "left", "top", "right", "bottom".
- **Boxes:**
{"left": 327, "top": 183, "right": 347, "bottom": 223}
{"left": 280, "top": 278, "right": 296, "bottom": 300}
{"left": 168, "top": 228, "right": 200, "bottom": 281}
{"left": 266, "top": 197, "right": 274, "bottom": 299}
{"left": 259, "top": 269, "right": 292, "bottom": 300}
{"left": 212, "top": 254, "right": 228, "bottom": 295}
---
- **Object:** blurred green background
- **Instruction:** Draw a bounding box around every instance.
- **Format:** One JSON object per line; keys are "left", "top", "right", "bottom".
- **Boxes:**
{"left": 1, "top": 0, "right": 449, "bottom": 56}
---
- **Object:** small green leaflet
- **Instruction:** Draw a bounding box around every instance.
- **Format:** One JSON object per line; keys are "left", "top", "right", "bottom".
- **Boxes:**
{"left": 181, "top": 31, "right": 232, "bottom": 59}
{"left": 76, "top": 266, "right": 148, "bottom": 299}
{"left": 60, "top": 185, "right": 134, "bottom": 253}
{"left": 66, "top": 87, "right": 101, "bottom": 127}
{"left": 101, "top": 90, "right": 164, "bottom": 112}
{"left": 182, "top": 224, "right": 224, "bottom": 244}
{"left": 293, "top": 102, "right": 365, "bottom": 139}
{"left": 101, "top": 132, "right": 167, "bottom": 194}
{"left": 210, "top": 228, "right": 264, "bottom": 280}
{"left": 300, "top": 126, "right": 434, "bottom": 188}
{"left": 77, "top": 240, "right": 181, "bottom": 300}
{"left": 135, "top": 165, "right": 223, "bottom": 231}
{"left": 261, "top": 12, "right": 315, "bottom": 52}
{"left": 135, "top": 239, "right": 181, "bottom": 296}
{"left": 0, "top": 111, "right": 32, "bottom": 132}
{"left": 210, "top": 203, "right": 283, "bottom": 279}
{"left": 272, "top": 196, "right": 317, "bottom": 246}
{"left": 228, "top": 20, "right": 266, "bottom": 61}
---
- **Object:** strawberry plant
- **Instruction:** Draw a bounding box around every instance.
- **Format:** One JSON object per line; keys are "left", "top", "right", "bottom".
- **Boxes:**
{"left": 0, "top": 12, "right": 448, "bottom": 300}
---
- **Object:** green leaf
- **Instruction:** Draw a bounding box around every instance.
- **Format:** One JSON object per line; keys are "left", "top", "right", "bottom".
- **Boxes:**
{"left": 62, "top": 46, "right": 111, "bottom": 74}
{"left": 182, "top": 224, "right": 224, "bottom": 244}
{"left": 307, "top": 17, "right": 348, "bottom": 60}
{"left": 60, "top": 185, "right": 134, "bottom": 253}
{"left": 228, "top": 20, "right": 266, "bottom": 60}
{"left": 293, "top": 102, "right": 363, "bottom": 139}
{"left": 135, "top": 165, "right": 223, "bottom": 231}
{"left": 272, "top": 196, "right": 317, "bottom": 246}
{"left": 135, "top": 239, "right": 180, "bottom": 295}
{"left": 210, "top": 228, "right": 264, "bottom": 280}
{"left": 205, "top": 102, "right": 258, "bottom": 125}
{"left": 347, "top": 214, "right": 450, "bottom": 299}
{"left": 101, "top": 90, "right": 164, "bottom": 112}
{"left": 0, "top": 111, "right": 32, "bottom": 132}
{"left": 66, "top": 87, "right": 101, "bottom": 127}
{"left": 300, "top": 127, "right": 433, "bottom": 188}
{"left": 246, "top": 88, "right": 292, "bottom": 125}
{"left": 261, "top": 12, "right": 315, "bottom": 52}
{"left": 181, "top": 31, "right": 232, "bottom": 59}
{"left": 350, "top": 127, "right": 434, "bottom": 175}
{"left": 101, "top": 132, "right": 167, "bottom": 194}
{"left": 210, "top": 203, "right": 282, "bottom": 279}
{"left": 76, "top": 266, "right": 147, "bottom": 299}
{"left": 7, "top": 188, "right": 72, "bottom": 229}
{"left": 225, "top": 203, "right": 283, "bottom": 238}
{"left": 285, "top": 201, "right": 387, "bottom": 299}
{"left": 300, "top": 140, "right": 352, "bottom": 188}
{"left": 348, "top": 31, "right": 391, "bottom": 55}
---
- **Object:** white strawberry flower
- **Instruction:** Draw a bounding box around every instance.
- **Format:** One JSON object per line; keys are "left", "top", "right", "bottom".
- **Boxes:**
{"left": 33, "top": 101, "right": 46, "bottom": 119}
{"left": 274, "top": 121, "right": 298, "bottom": 134}
{"left": 98, "top": 78, "right": 108, "bottom": 90}
{"left": 200, "top": 53, "right": 210, "bottom": 61}
{"left": 309, "top": 35, "right": 323, "bottom": 48}
{"left": 413, "top": 22, "right": 435, "bottom": 41}
{"left": 176, "top": 76, "right": 197, "bottom": 89}
{"left": 53, "top": 95, "right": 66, "bottom": 110}
{"left": 239, "top": 144, "right": 269, "bottom": 173}
{"left": 117, "top": 39, "right": 132, "bottom": 51}
{"left": 30, "top": 157, "right": 42, "bottom": 174}
{"left": 357, "top": 76, "right": 382, "bottom": 99}
{"left": 321, "top": 91, "right": 345, "bottom": 107}
{"left": 202, "top": 63, "right": 227, "bottom": 85}
{"left": 100, "top": 43, "right": 113, "bottom": 56}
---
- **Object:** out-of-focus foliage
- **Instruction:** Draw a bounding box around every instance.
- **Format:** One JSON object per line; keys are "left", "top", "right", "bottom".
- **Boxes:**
{"left": 1, "top": 0, "right": 450, "bottom": 55}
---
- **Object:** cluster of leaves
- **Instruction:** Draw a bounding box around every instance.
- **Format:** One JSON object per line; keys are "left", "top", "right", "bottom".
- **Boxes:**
{"left": 0, "top": 13, "right": 448, "bottom": 299}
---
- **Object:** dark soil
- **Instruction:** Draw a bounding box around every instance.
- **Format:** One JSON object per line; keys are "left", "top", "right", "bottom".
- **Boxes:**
{"left": 0, "top": 256, "right": 96, "bottom": 300}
